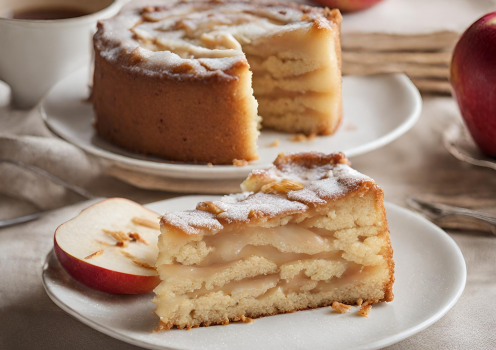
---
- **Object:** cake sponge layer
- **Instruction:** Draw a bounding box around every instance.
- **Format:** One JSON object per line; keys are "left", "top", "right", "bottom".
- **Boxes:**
{"left": 154, "top": 267, "right": 389, "bottom": 330}
{"left": 154, "top": 153, "right": 394, "bottom": 330}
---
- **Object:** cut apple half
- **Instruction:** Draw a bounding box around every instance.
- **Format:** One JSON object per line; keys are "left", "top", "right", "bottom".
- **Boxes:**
{"left": 54, "top": 198, "right": 161, "bottom": 294}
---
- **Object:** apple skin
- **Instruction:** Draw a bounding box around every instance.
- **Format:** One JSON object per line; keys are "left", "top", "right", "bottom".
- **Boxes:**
{"left": 450, "top": 12, "right": 496, "bottom": 157}
{"left": 54, "top": 237, "right": 160, "bottom": 294}
{"left": 311, "top": 0, "right": 384, "bottom": 13}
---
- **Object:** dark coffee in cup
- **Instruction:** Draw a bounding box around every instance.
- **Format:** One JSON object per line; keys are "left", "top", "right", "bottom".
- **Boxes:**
{"left": 0, "top": 0, "right": 119, "bottom": 108}
{"left": 11, "top": 6, "right": 89, "bottom": 20}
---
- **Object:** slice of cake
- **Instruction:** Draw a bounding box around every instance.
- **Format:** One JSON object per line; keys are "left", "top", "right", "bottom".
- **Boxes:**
{"left": 153, "top": 152, "right": 394, "bottom": 330}
{"left": 93, "top": 1, "right": 342, "bottom": 164}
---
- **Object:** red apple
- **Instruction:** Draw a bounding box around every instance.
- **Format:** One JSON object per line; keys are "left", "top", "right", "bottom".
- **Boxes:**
{"left": 54, "top": 198, "right": 161, "bottom": 294}
{"left": 312, "top": 0, "right": 384, "bottom": 13}
{"left": 450, "top": 12, "right": 496, "bottom": 157}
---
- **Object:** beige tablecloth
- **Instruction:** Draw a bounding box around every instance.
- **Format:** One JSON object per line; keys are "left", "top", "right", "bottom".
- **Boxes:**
{"left": 1, "top": 96, "right": 496, "bottom": 349}
{"left": 2, "top": 0, "right": 496, "bottom": 348}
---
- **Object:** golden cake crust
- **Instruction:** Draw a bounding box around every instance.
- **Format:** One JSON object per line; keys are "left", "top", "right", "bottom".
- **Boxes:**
{"left": 93, "top": 50, "right": 259, "bottom": 164}
{"left": 93, "top": 1, "right": 342, "bottom": 163}
{"left": 161, "top": 152, "right": 380, "bottom": 231}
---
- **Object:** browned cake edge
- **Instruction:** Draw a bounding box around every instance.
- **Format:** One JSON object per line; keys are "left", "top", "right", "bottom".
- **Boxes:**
{"left": 93, "top": 48, "right": 259, "bottom": 164}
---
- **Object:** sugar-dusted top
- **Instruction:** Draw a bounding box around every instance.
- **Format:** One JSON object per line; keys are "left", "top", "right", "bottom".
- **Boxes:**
{"left": 160, "top": 152, "right": 378, "bottom": 235}
{"left": 94, "top": 0, "right": 341, "bottom": 80}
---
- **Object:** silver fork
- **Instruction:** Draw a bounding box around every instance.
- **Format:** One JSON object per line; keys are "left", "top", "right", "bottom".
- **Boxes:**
{"left": 407, "top": 196, "right": 496, "bottom": 235}
{"left": 0, "top": 158, "right": 94, "bottom": 228}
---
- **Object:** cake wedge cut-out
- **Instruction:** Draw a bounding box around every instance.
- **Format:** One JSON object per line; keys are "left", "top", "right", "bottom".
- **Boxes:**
{"left": 93, "top": 1, "right": 342, "bottom": 164}
{"left": 154, "top": 152, "right": 394, "bottom": 330}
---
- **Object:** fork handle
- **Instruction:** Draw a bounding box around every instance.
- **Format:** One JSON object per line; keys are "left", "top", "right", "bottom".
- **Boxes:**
{"left": 444, "top": 208, "right": 496, "bottom": 226}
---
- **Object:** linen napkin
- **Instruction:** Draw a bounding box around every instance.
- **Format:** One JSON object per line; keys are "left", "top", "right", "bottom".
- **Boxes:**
{"left": 335, "top": 0, "right": 496, "bottom": 94}
{"left": 0, "top": 84, "right": 241, "bottom": 221}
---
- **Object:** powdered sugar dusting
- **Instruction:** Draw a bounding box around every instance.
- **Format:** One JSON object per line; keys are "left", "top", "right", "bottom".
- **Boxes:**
{"left": 287, "top": 177, "right": 362, "bottom": 205}
{"left": 332, "top": 163, "right": 371, "bottom": 181}
{"left": 241, "top": 152, "right": 350, "bottom": 192}
{"left": 214, "top": 192, "right": 308, "bottom": 223}
{"left": 273, "top": 163, "right": 334, "bottom": 185}
{"left": 243, "top": 152, "right": 375, "bottom": 205}
{"left": 161, "top": 153, "right": 375, "bottom": 234}
{"left": 94, "top": 0, "right": 334, "bottom": 79}
{"left": 286, "top": 161, "right": 373, "bottom": 205}
{"left": 161, "top": 210, "right": 223, "bottom": 235}
{"left": 220, "top": 193, "right": 250, "bottom": 203}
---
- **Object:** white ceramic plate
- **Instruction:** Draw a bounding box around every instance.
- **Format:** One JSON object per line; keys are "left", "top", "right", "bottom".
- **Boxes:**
{"left": 41, "top": 67, "right": 421, "bottom": 180}
{"left": 43, "top": 196, "right": 465, "bottom": 350}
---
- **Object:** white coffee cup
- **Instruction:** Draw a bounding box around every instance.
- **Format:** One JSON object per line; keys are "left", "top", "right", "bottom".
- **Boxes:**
{"left": 0, "top": 0, "right": 123, "bottom": 109}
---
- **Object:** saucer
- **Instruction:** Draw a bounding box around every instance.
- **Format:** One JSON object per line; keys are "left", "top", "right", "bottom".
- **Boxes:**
{"left": 42, "top": 67, "right": 422, "bottom": 180}
{"left": 43, "top": 196, "right": 466, "bottom": 350}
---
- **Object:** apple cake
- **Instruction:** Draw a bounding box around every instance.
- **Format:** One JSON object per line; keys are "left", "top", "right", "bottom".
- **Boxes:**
{"left": 93, "top": 1, "right": 342, "bottom": 164}
{"left": 154, "top": 152, "right": 394, "bottom": 330}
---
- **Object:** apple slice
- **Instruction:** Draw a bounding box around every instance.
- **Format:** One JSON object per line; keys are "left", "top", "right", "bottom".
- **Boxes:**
{"left": 54, "top": 198, "right": 161, "bottom": 294}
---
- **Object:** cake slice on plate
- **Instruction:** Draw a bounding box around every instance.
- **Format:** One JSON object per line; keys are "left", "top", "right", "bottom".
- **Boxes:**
{"left": 154, "top": 152, "right": 394, "bottom": 330}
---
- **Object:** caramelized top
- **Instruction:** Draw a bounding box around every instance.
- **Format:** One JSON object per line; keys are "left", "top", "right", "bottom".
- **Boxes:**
{"left": 160, "top": 152, "right": 378, "bottom": 234}
{"left": 94, "top": 0, "right": 341, "bottom": 80}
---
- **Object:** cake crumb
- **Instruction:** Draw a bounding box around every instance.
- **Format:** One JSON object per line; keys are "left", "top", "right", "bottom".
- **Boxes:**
{"left": 240, "top": 315, "right": 255, "bottom": 323}
{"left": 332, "top": 301, "right": 352, "bottom": 314}
{"left": 290, "top": 133, "right": 316, "bottom": 142}
{"left": 207, "top": 162, "right": 213, "bottom": 168}
{"left": 128, "top": 232, "right": 150, "bottom": 245}
{"left": 85, "top": 250, "right": 104, "bottom": 259}
{"left": 269, "top": 139, "right": 280, "bottom": 147}
{"left": 358, "top": 302, "right": 372, "bottom": 317}
{"left": 356, "top": 298, "right": 363, "bottom": 306}
{"left": 344, "top": 122, "right": 358, "bottom": 131}
{"left": 132, "top": 217, "right": 160, "bottom": 230}
{"left": 154, "top": 320, "right": 172, "bottom": 332}
{"left": 132, "top": 260, "right": 157, "bottom": 270}
{"left": 222, "top": 318, "right": 230, "bottom": 325}
{"left": 233, "top": 159, "right": 248, "bottom": 167}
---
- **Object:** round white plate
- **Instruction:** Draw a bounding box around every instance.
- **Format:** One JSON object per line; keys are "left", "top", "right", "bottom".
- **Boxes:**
{"left": 41, "top": 67, "right": 421, "bottom": 180}
{"left": 43, "top": 196, "right": 465, "bottom": 350}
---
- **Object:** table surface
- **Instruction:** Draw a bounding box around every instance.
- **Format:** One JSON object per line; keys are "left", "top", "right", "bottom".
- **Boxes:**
{"left": 1, "top": 96, "right": 496, "bottom": 349}
{"left": 3, "top": 0, "right": 496, "bottom": 347}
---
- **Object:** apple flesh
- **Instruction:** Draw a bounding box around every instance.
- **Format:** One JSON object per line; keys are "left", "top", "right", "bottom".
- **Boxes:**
{"left": 450, "top": 12, "right": 496, "bottom": 157}
{"left": 54, "top": 198, "right": 161, "bottom": 294}
{"left": 311, "top": 0, "right": 384, "bottom": 13}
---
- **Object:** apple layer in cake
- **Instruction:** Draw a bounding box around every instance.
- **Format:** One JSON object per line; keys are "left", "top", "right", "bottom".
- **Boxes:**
{"left": 154, "top": 153, "right": 394, "bottom": 329}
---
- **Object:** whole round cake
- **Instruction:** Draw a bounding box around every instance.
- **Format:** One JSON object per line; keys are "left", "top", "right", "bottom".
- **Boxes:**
{"left": 93, "top": 0, "right": 342, "bottom": 164}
